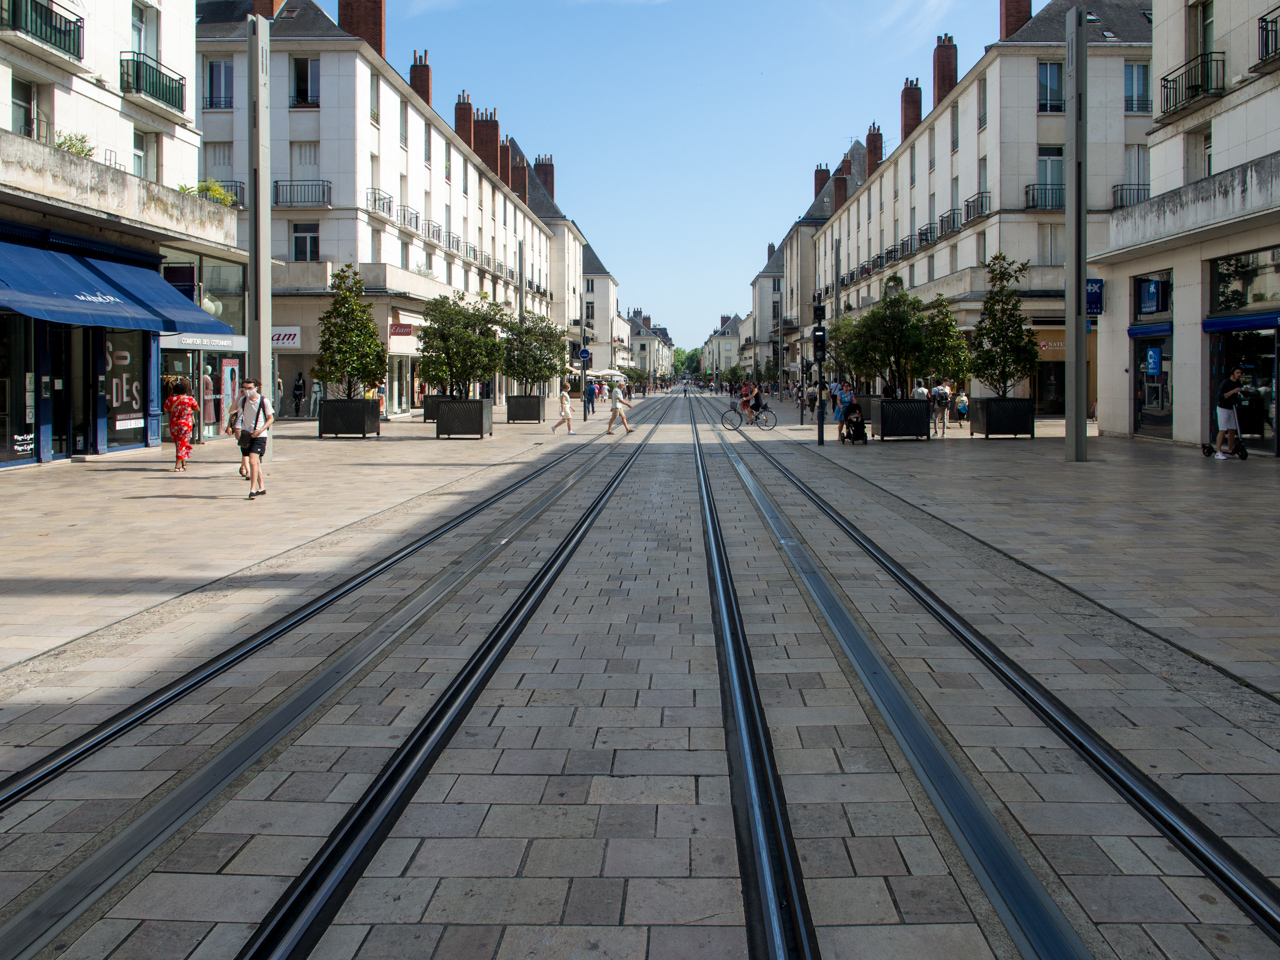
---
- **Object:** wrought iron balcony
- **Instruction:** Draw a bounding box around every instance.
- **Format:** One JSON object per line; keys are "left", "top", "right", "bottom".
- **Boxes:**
{"left": 917, "top": 223, "right": 937, "bottom": 248}
{"left": 120, "top": 51, "right": 185, "bottom": 114}
{"left": 871, "top": 253, "right": 885, "bottom": 271}
{"left": 424, "top": 220, "right": 442, "bottom": 242}
{"left": 203, "top": 95, "right": 232, "bottom": 110}
{"left": 884, "top": 247, "right": 900, "bottom": 264}
{"left": 446, "top": 233, "right": 461, "bottom": 252}
{"left": 812, "top": 290, "right": 822, "bottom": 303}
{"left": 938, "top": 208, "right": 962, "bottom": 236}
{"left": 1257, "top": 7, "right": 1280, "bottom": 72}
{"left": 978, "top": 109, "right": 987, "bottom": 130}
{"left": 464, "top": 243, "right": 477, "bottom": 261}
{"left": 1038, "top": 96, "right": 1065, "bottom": 113}
{"left": 1159, "top": 52, "right": 1225, "bottom": 120}
{"left": 859, "top": 260, "right": 872, "bottom": 278}
{"left": 1125, "top": 96, "right": 1152, "bottom": 112}
{"left": 1, "top": 0, "right": 83, "bottom": 60}
{"left": 1112, "top": 183, "right": 1150, "bottom": 208}
{"left": 272, "top": 180, "right": 331, "bottom": 206}
{"left": 507, "top": 266, "right": 517, "bottom": 281}
{"left": 290, "top": 94, "right": 319, "bottom": 108}
{"left": 481, "top": 252, "right": 493, "bottom": 270}
{"left": 1024, "top": 184, "right": 1064, "bottom": 209}
{"left": 396, "top": 204, "right": 420, "bottom": 231}
{"left": 207, "top": 180, "right": 245, "bottom": 207}
{"left": 898, "top": 236, "right": 916, "bottom": 259}
{"left": 366, "top": 188, "right": 393, "bottom": 217}
{"left": 963, "top": 191, "right": 991, "bottom": 223}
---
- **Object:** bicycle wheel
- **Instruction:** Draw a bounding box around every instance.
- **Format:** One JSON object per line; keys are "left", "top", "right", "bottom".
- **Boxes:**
{"left": 721, "top": 408, "right": 743, "bottom": 430}
{"left": 756, "top": 409, "right": 776, "bottom": 430}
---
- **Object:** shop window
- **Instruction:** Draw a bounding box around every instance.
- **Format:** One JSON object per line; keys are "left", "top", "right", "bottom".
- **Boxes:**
{"left": 0, "top": 317, "right": 35, "bottom": 463}
{"left": 1133, "top": 272, "right": 1172, "bottom": 318}
{"left": 105, "top": 331, "right": 146, "bottom": 448}
{"left": 202, "top": 257, "right": 246, "bottom": 335}
{"left": 1210, "top": 248, "right": 1280, "bottom": 313}
{"left": 293, "top": 222, "right": 320, "bottom": 261}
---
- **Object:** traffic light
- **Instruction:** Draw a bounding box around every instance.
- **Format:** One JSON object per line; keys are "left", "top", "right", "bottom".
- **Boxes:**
{"left": 811, "top": 324, "right": 826, "bottom": 363}
{"left": 813, "top": 305, "right": 826, "bottom": 321}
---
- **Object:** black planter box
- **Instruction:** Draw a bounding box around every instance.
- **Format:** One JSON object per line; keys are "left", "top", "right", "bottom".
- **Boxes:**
{"left": 318, "top": 398, "right": 381, "bottom": 437}
{"left": 969, "top": 397, "right": 1036, "bottom": 438}
{"left": 437, "top": 398, "right": 494, "bottom": 438}
{"left": 506, "top": 395, "right": 545, "bottom": 423}
{"left": 422, "top": 395, "right": 448, "bottom": 422}
{"left": 867, "top": 398, "right": 931, "bottom": 440}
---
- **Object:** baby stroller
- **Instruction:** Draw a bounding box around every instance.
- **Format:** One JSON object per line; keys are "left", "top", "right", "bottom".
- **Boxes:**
{"left": 841, "top": 409, "right": 868, "bottom": 444}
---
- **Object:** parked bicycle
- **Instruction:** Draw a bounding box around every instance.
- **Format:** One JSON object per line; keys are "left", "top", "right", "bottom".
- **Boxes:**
{"left": 721, "top": 399, "right": 776, "bottom": 430}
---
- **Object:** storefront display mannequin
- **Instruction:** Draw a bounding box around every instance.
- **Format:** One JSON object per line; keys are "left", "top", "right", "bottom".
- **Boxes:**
{"left": 202, "top": 366, "right": 216, "bottom": 426}
{"left": 309, "top": 380, "right": 323, "bottom": 417}
{"left": 292, "top": 374, "right": 306, "bottom": 417}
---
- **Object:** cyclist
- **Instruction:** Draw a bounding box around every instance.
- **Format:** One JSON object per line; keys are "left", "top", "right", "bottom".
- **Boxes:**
{"left": 739, "top": 381, "right": 753, "bottom": 423}
{"left": 746, "top": 381, "right": 764, "bottom": 425}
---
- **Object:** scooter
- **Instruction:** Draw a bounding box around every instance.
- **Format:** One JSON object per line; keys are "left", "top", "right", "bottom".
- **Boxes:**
{"left": 1203, "top": 439, "right": 1249, "bottom": 460}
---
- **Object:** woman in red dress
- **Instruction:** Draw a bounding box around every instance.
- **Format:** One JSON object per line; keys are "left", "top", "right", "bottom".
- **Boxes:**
{"left": 163, "top": 380, "right": 199, "bottom": 471}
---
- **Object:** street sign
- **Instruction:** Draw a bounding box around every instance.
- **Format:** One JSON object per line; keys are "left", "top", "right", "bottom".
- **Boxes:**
{"left": 578, "top": 348, "right": 591, "bottom": 360}
{"left": 1086, "top": 279, "right": 1104, "bottom": 317}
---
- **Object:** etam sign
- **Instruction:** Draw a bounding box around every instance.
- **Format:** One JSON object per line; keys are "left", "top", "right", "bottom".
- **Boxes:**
{"left": 271, "top": 326, "right": 301, "bottom": 350}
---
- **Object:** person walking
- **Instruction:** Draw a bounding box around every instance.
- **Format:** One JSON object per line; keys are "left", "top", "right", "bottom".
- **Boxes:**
{"left": 1215, "top": 366, "right": 1246, "bottom": 459}
{"left": 584, "top": 381, "right": 595, "bottom": 420}
{"left": 292, "top": 373, "right": 306, "bottom": 418}
{"left": 163, "top": 380, "right": 199, "bottom": 472}
{"left": 237, "top": 378, "right": 274, "bottom": 498}
{"left": 225, "top": 379, "right": 250, "bottom": 480}
{"left": 552, "top": 380, "right": 576, "bottom": 435}
{"left": 955, "top": 387, "right": 969, "bottom": 422}
{"left": 912, "top": 379, "right": 930, "bottom": 401}
{"left": 930, "top": 379, "right": 952, "bottom": 436}
{"left": 607, "top": 381, "right": 635, "bottom": 434}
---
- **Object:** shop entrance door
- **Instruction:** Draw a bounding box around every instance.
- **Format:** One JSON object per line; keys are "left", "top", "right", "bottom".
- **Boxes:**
{"left": 48, "top": 325, "right": 93, "bottom": 458}
{"left": 1133, "top": 335, "right": 1173, "bottom": 439}
{"left": 1212, "top": 331, "right": 1277, "bottom": 455}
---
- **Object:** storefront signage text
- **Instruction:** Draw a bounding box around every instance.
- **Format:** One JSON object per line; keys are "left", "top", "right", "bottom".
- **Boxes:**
{"left": 272, "top": 327, "right": 301, "bottom": 350}
{"left": 389, "top": 323, "right": 413, "bottom": 336}
{"left": 1086, "top": 279, "right": 1104, "bottom": 317}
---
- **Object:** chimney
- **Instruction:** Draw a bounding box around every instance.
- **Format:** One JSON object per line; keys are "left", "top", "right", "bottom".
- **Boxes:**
{"left": 901, "top": 78, "right": 922, "bottom": 142}
{"left": 934, "top": 34, "right": 958, "bottom": 107}
{"left": 474, "top": 109, "right": 500, "bottom": 176}
{"left": 644, "top": 315, "right": 651, "bottom": 329}
{"left": 1000, "top": 0, "right": 1032, "bottom": 40}
{"left": 338, "top": 0, "right": 384, "bottom": 57}
{"left": 866, "top": 123, "right": 883, "bottom": 178}
{"left": 833, "top": 174, "right": 848, "bottom": 210}
{"left": 838, "top": 153, "right": 852, "bottom": 177}
{"left": 511, "top": 158, "right": 529, "bottom": 204}
{"left": 534, "top": 155, "right": 554, "bottom": 200}
{"left": 454, "top": 92, "right": 473, "bottom": 148}
{"left": 768, "top": 242, "right": 776, "bottom": 261}
{"left": 253, "top": 0, "right": 287, "bottom": 16}
{"left": 499, "top": 137, "right": 512, "bottom": 187}
{"left": 814, "top": 164, "right": 830, "bottom": 198}
{"left": 409, "top": 50, "right": 432, "bottom": 106}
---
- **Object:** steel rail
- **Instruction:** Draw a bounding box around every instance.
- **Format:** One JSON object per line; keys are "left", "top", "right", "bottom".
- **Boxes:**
{"left": 688, "top": 398, "right": 819, "bottom": 960}
{"left": 696, "top": 400, "right": 1089, "bottom": 960}
{"left": 719, "top": 406, "right": 1280, "bottom": 947}
{"left": 235, "top": 398, "right": 676, "bottom": 960}
{"left": 0, "top": 397, "right": 666, "bottom": 814}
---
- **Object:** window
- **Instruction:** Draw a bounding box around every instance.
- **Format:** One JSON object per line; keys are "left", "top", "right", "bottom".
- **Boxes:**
{"left": 909, "top": 145, "right": 916, "bottom": 185}
{"left": 445, "top": 143, "right": 452, "bottom": 182}
{"left": 399, "top": 101, "right": 408, "bottom": 147}
{"left": 133, "top": 130, "right": 156, "bottom": 181}
{"left": 502, "top": 198, "right": 507, "bottom": 226}
{"left": 950, "top": 176, "right": 959, "bottom": 211}
{"left": 131, "top": 4, "right": 145, "bottom": 54}
{"left": 928, "top": 192, "right": 936, "bottom": 223}
{"left": 133, "top": 130, "right": 145, "bottom": 177}
{"left": 908, "top": 264, "right": 915, "bottom": 287}
{"left": 1203, "top": 130, "right": 1213, "bottom": 178}
{"left": 1038, "top": 62, "right": 1064, "bottom": 112}
{"left": 401, "top": 241, "right": 410, "bottom": 270}
{"left": 1038, "top": 144, "right": 1064, "bottom": 185}
{"left": 369, "top": 74, "right": 380, "bottom": 123}
{"left": 425, "top": 123, "right": 432, "bottom": 164}
{"left": 585, "top": 278, "right": 594, "bottom": 293}
{"left": 977, "top": 156, "right": 988, "bottom": 194}
{"left": 1197, "top": 0, "right": 1215, "bottom": 55}
{"left": 462, "top": 161, "right": 468, "bottom": 195}
{"left": 1038, "top": 223, "right": 1065, "bottom": 264}
{"left": 292, "top": 58, "right": 319, "bottom": 107}
{"left": 1125, "top": 62, "right": 1151, "bottom": 112}
{"left": 772, "top": 301, "right": 780, "bottom": 320}
{"left": 909, "top": 206, "right": 916, "bottom": 234}
{"left": 927, "top": 254, "right": 935, "bottom": 282}
{"left": 1125, "top": 144, "right": 1150, "bottom": 185}
{"left": 445, "top": 260, "right": 452, "bottom": 286}
{"left": 949, "top": 244, "right": 958, "bottom": 274}
{"left": 928, "top": 127, "right": 936, "bottom": 170}
{"left": 205, "top": 142, "right": 232, "bottom": 181}
{"left": 772, "top": 278, "right": 781, "bottom": 293}
{"left": 293, "top": 222, "right": 319, "bottom": 261}
{"left": 978, "top": 76, "right": 987, "bottom": 129}
{"left": 949, "top": 104, "right": 959, "bottom": 152}
{"left": 585, "top": 301, "right": 595, "bottom": 320}
{"left": 976, "top": 230, "right": 986, "bottom": 264}
{"left": 206, "top": 60, "right": 233, "bottom": 109}
{"left": 11, "top": 78, "right": 33, "bottom": 139}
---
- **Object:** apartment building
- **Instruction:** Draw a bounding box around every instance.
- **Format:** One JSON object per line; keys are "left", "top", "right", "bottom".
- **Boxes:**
{"left": 1092, "top": 0, "right": 1280, "bottom": 452}
{"left": 195, "top": 0, "right": 557, "bottom": 413}
{"left": 628, "top": 308, "right": 673, "bottom": 380}
{"left": 702, "top": 314, "right": 743, "bottom": 380}
{"left": 747, "top": 241, "right": 785, "bottom": 380}
{"left": 814, "top": 0, "right": 1152, "bottom": 412}
{"left": 583, "top": 243, "right": 626, "bottom": 371}
{"left": 0, "top": 0, "right": 243, "bottom": 466}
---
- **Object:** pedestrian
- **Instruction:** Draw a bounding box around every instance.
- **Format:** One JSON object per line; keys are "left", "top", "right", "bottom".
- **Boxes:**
{"left": 930, "top": 378, "right": 952, "bottom": 436}
{"left": 955, "top": 387, "right": 969, "bottom": 422}
{"left": 292, "top": 373, "right": 306, "bottom": 417}
{"left": 225, "top": 379, "right": 250, "bottom": 480}
{"left": 237, "top": 378, "right": 274, "bottom": 498}
{"left": 607, "top": 380, "right": 635, "bottom": 434}
{"left": 912, "top": 378, "right": 930, "bottom": 401}
{"left": 807, "top": 383, "right": 817, "bottom": 416}
{"left": 163, "top": 380, "right": 199, "bottom": 472}
{"left": 552, "top": 380, "right": 576, "bottom": 435}
{"left": 584, "top": 381, "right": 595, "bottom": 419}
{"left": 1215, "top": 365, "right": 1246, "bottom": 459}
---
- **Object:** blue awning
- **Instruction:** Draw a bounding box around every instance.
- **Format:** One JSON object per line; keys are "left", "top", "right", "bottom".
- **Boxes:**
{"left": 1203, "top": 312, "right": 1280, "bottom": 334}
{"left": 0, "top": 240, "right": 235, "bottom": 335}
{"left": 1127, "top": 322, "right": 1173, "bottom": 339}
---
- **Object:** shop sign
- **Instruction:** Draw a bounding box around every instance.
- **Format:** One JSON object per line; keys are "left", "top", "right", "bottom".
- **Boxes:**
{"left": 115, "top": 415, "right": 145, "bottom": 430}
{"left": 271, "top": 326, "right": 302, "bottom": 350}
{"left": 1146, "top": 346, "right": 1161, "bottom": 376}
{"left": 160, "top": 333, "right": 248, "bottom": 351}
{"left": 389, "top": 323, "right": 413, "bottom": 336}
{"left": 1086, "top": 279, "right": 1104, "bottom": 316}
{"left": 1139, "top": 280, "right": 1167, "bottom": 315}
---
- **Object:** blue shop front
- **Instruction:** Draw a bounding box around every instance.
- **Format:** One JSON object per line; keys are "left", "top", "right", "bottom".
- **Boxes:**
{"left": 0, "top": 226, "right": 236, "bottom": 467}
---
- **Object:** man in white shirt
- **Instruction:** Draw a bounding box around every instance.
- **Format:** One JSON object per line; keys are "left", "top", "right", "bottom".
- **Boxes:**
{"left": 930, "top": 379, "right": 952, "bottom": 436}
{"left": 238, "top": 378, "right": 274, "bottom": 499}
{"left": 911, "top": 379, "right": 929, "bottom": 400}
{"left": 606, "top": 383, "right": 635, "bottom": 435}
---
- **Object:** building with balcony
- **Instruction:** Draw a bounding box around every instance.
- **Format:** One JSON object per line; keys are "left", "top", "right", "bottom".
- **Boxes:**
{"left": 628, "top": 308, "right": 673, "bottom": 381}
{"left": 1091, "top": 0, "right": 1280, "bottom": 453}
{"left": 582, "top": 244, "right": 625, "bottom": 373}
{"left": 0, "top": 0, "right": 245, "bottom": 467}
{"left": 811, "top": 0, "right": 1152, "bottom": 411}
{"left": 745, "top": 241, "right": 785, "bottom": 381}
{"left": 195, "top": 0, "right": 557, "bottom": 415}
{"left": 701, "top": 313, "right": 743, "bottom": 381}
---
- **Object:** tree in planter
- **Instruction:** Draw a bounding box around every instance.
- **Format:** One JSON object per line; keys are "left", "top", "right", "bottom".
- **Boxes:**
{"left": 501, "top": 313, "right": 567, "bottom": 395}
{"left": 921, "top": 294, "right": 971, "bottom": 385}
{"left": 418, "top": 293, "right": 504, "bottom": 398}
{"left": 971, "top": 253, "right": 1039, "bottom": 397}
{"left": 844, "top": 279, "right": 928, "bottom": 393}
{"left": 311, "top": 265, "right": 388, "bottom": 399}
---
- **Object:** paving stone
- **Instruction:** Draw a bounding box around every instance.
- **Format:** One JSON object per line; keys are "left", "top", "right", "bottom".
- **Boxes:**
{"left": 1062, "top": 874, "right": 1196, "bottom": 923}
{"left": 422, "top": 878, "right": 569, "bottom": 924}
{"left": 646, "top": 925, "right": 749, "bottom": 959}
{"left": 107, "top": 873, "right": 291, "bottom": 923}
{"left": 622, "top": 878, "right": 745, "bottom": 925}
{"left": 804, "top": 877, "right": 899, "bottom": 925}
{"left": 495, "top": 925, "right": 648, "bottom": 960}
{"left": 817, "top": 922, "right": 996, "bottom": 959}
{"left": 561, "top": 878, "right": 625, "bottom": 925}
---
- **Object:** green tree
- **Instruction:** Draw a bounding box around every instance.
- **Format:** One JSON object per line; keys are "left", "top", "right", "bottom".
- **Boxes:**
{"left": 418, "top": 292, "right": 504, "bottom": 397}
{"left": 725, "top": 363, "right": 745, "bottom": 386}
{"left": 673, "top": 347, "right": 689, "bottom": 372}
{"left": 311, "top": 265, "right": 388, "bottom": 399}
{"left": 843, "top": 285, "right": 927, "bottom": 393}
{"left": 921, "top": 294, "right": 971, "bottom": 383}
{"left": 971, "top": 253, "right": 1039, "bottom": 398}
{"left": 681, "top": 348, "right": 701, "bottom": 375}
{"left": 501, "top": 313, "right": 566, "bottom": 394}
{"left": 763, "top": 357, "right": 778, "bottom": 383}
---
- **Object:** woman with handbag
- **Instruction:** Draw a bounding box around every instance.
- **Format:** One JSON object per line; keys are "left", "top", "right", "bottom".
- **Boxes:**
{"left": 163, "top": 380, "right": 199, "bottom": 472}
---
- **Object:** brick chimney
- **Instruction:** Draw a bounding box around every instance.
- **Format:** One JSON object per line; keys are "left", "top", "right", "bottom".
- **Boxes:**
{"left": 499, "top": 138, "right": 512, "bottom": 187}
{"left": 252, "top": 0, "right": 287, "bottom": 16}
{"left": 1000, "top": 0, "right": 1032, "bottom": 40}
{"left": 474, "top": 109, "right": 500, "bottom": 176}
{"left": 454, "top": 92, "right": 473, "bottom": 148}
{"left": 934, "top": 35, "right": 958, "bottom": 108}
{"left": 768, "top": 242, "right": 776, "bottom": 261}
{"left": 866, "top": 123, "right": 883, "bottom": 178}
{"left": 837, "top": 152, "right": 852, "bottom": 177}
{"left": 511, "top": 158, "right": 529, "bottom": 204}
{"left": 901, "top": 78, "right": 922, "bottom": 142}
{"left": 833, "top": 174, "right": 848, "bottom": 210}
{"left": 409, "top": 50, "right": 431, "bottom": 106}
{"left": 643, "top": 315, "right": 651, "bottom": 329}
{"left": 814, "top": 164, "right": 830, "bottom": 198}
{"left": 534, "top": 155, "right": 554, "bottom": 200}
{"left": 338, "top": 0, "right": 384, "bottom": 57}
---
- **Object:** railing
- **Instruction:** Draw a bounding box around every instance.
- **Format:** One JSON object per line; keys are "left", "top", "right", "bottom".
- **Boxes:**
{"left": 400, "top": 131, "right": 408, "bottom": 148}
{"left": 929, "top": 154, "right": 935, "bottom": 172}
{"left": 464, "top": 242, "right": 477, "bottom": 261}
{"left": 964, "top": 191, "right": 991, "bottom": 223}
{"left": 978, "top": 109, "right": 987, "bottom": 130}
{"left": 1025, "top": 183, "right": 1064, "bottom": 209}
{"left": 1261, "top": 7, "right": 1280, "bottom": 64}
{"left": 208, "top": 180, "right": 245, "bottom": 207}
{"left": 938, "top": 208, "right": 962, "bottom": 236}
{"left": 506, "top": 266, "right": 516, "bottom": 281}
{"left": 885, "top": 247, "right": 899, "bottom": 264}
{"left": 899, "top": 236, "right": 916, "bottom": 259}
{"left": 203, "top": 95, "right": 232, "bottom": 110}
{"left": 424, "top": 220, "right": 442, "bottom": 242}
{"left": 17, "top": 118, "right": 50, "bottom": 144}
{"left": 1038, "top": 96, "right": 1065, "bottom": 113}
{"left": 370, "top": 108, "right": 380, "bottom": 124}
{"left": 120, "top": 51, "right": 185, "bottom": 113}
{"left": 290, "top": 94, "right": 319, "bottom": 108}
{"left": 273, "top": 180, "right": 331, "bottom": 206}
{"left": 396, "top": 204, "right": 420, "bottom": 231}
{"left": 0, "top": 0, "right": 83, "bottom": 60}
{"left": 1160, "top": 52, "right": 1225, "bottom": 116}
{"left": 951, "top": 131, "right": 959, "bottom": 152}
{"left": 871, "top": 253, "right": 885, "bottom": 271}
{"left": 917, "top": 223, "right": 937, "bottom": 248}
{"left": 446, "top": 232, "right": 461, "bottom": 252}
{"left": 494, "top": 259, "right": 504, "bottom": 275}
{"left": 1112, "top": 183, "right": 1150, "bottom": 208}
{"left": 859, "top": 260, "right": 872, "bottom": 278}
{"left": 481, "top": 253, "right": 493, "bottom": 270}
{"left": 366, "top": 187, "right": 393, "bottom": 217}
{"left": 1125, "top": 96, "right": 1152, "bottom": 112}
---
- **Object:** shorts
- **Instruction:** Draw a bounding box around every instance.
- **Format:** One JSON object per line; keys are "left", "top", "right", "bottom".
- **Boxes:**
{"left": 240, "top": 435, "right": 267, "bottom": 457}
{"left": 1217, "top": 406, "right": 1240, "bottom": 432}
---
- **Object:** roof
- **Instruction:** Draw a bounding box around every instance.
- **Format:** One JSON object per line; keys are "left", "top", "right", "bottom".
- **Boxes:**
{"left": 1005, "top": 0, "right": 1151, "bottom": 43}
{"left": 582, "top": 244, "right": 611, "bottom": 277}
{"left": 757, "top": 243, "right": 786, "bottom": 279}
{"left": 196, "top": 0, "right": 349, "bottom": 40}
{"left": 506, "top": 138, "right": 565, "bottom": 220}
{"left": 799, "top": 140, "right": 867, "bottom": 222}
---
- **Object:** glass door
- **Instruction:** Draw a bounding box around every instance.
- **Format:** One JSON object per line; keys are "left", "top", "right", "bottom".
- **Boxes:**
{"left": 1133, "top": 336, "right": 1173, "bottom": 439}
{"left": 1214, "top": 331, "right": 1277, "bottom": 454}
{"left": 48, "top": 325, "right": 92, "bottom": 458}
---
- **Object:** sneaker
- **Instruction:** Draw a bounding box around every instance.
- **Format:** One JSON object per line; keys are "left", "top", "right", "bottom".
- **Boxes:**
{"left": 568, "top": 430, "right": 576, "bottom": 435}
{"left": 1215, "top": 452, "right": 1230, "bottom": 459}
{"left": 551, "top": 424, "right": 558, "bottom": 433}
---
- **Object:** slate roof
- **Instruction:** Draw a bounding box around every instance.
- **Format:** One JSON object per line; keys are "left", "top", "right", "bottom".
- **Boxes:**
{"left": 196, "top": 0, "right": 349, "bottom": 40}
{"left": 583, "top": 243, "right": 611, "bottom": 277}
{"left": 506, "top": 137, "right": 565, "bottom": 220}
{"left": 800, "top": 140, "right": 867, "bottom": 222}
{"left": 757, "top": 243, "right": 786, "bottom": 278}
{"left": 1005, "top": 0, "right": 1152, "bottom": 43}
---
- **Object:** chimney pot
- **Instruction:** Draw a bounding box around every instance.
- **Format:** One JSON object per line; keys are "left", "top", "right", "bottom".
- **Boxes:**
{"left": 814, "top": 163, "right": 830, "bottom": 198}
{"left": 409, "top": 49, "right": 432, "bottom": 106}
{"left": 454, "top": 91, "right": 474, "bottom": 148}
{"left": 768, "top": 242, "right": 776, "bottom": 261}
{"left": 933, "top": 34, "right": 958, "bottom": 108}
{"left": 901, "top": 77, "right": 922, "bottom": 143}
{"left": 474, "top": 110, "right": 501, "bottom": 177}
{"left": 534, "top": 155, "right": 555, "bottom": 200}
{"left": 338, "top": 0, "right": 385, "bottom": 57}
{"left": 865, "top": 123, "right": 883, "bottom": 178}
{"left": 1000, "top": 0, "right": 1032, "bottom": 40}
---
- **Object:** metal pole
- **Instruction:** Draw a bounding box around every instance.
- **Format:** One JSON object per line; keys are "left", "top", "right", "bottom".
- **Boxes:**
{"left": 247, "top": 14, "right": 272, "bottom": 460}
{"left": 1065, "top": 5, "right": 1089, "bottom": 461}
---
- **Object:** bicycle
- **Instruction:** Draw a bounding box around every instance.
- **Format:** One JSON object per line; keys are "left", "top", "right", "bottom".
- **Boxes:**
{"left": 721, "top": 401, "right": 776, "bottom": 431}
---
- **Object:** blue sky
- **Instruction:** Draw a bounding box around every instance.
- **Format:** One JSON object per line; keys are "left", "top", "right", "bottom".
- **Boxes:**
{"left": 315, "top": 0, "right": 1048, "bottom": 349}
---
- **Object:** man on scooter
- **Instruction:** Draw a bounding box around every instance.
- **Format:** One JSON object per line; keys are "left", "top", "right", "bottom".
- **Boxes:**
{"left": 1215, "top": 366, "right": 1245, "bottom": 459}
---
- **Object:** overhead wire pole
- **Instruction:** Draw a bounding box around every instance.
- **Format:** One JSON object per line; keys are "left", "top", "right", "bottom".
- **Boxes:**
{"left": 247, "top": 13, "right": 272, "bottom": 459}
{"left": 1065, "top": 5, "right": 1089, "bottom": 461}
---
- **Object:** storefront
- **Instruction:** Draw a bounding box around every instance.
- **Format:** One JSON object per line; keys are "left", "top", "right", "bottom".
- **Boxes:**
{"left": 1126, "top": 270, "right": 1175, "bottom": 439}
{"left": 1029, "top": 324, "right": 1097, "bottom": 417}
{"left": 387, "top": 313, "right": 421, "bottom": 417}
{"left": 0, "top": 231, "right": 236, "bottom": 467}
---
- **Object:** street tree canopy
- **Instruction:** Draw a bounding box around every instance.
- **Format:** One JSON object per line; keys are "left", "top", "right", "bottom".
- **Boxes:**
{"left": 501, "top": 314, "right": 567, "bottom": 394}
{"left": 418, "top": 293, "right": 505, "bottom": 397}
{"left": 311, "top": 265, "right": 388, "bottom": 399}
{"left": 971, "top": 253, "right": 1039, "bottom": 398}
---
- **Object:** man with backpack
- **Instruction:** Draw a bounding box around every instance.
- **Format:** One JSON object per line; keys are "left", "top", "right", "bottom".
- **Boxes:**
{"left": 930, "top": 379, "right": 952, "bottom": 436}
